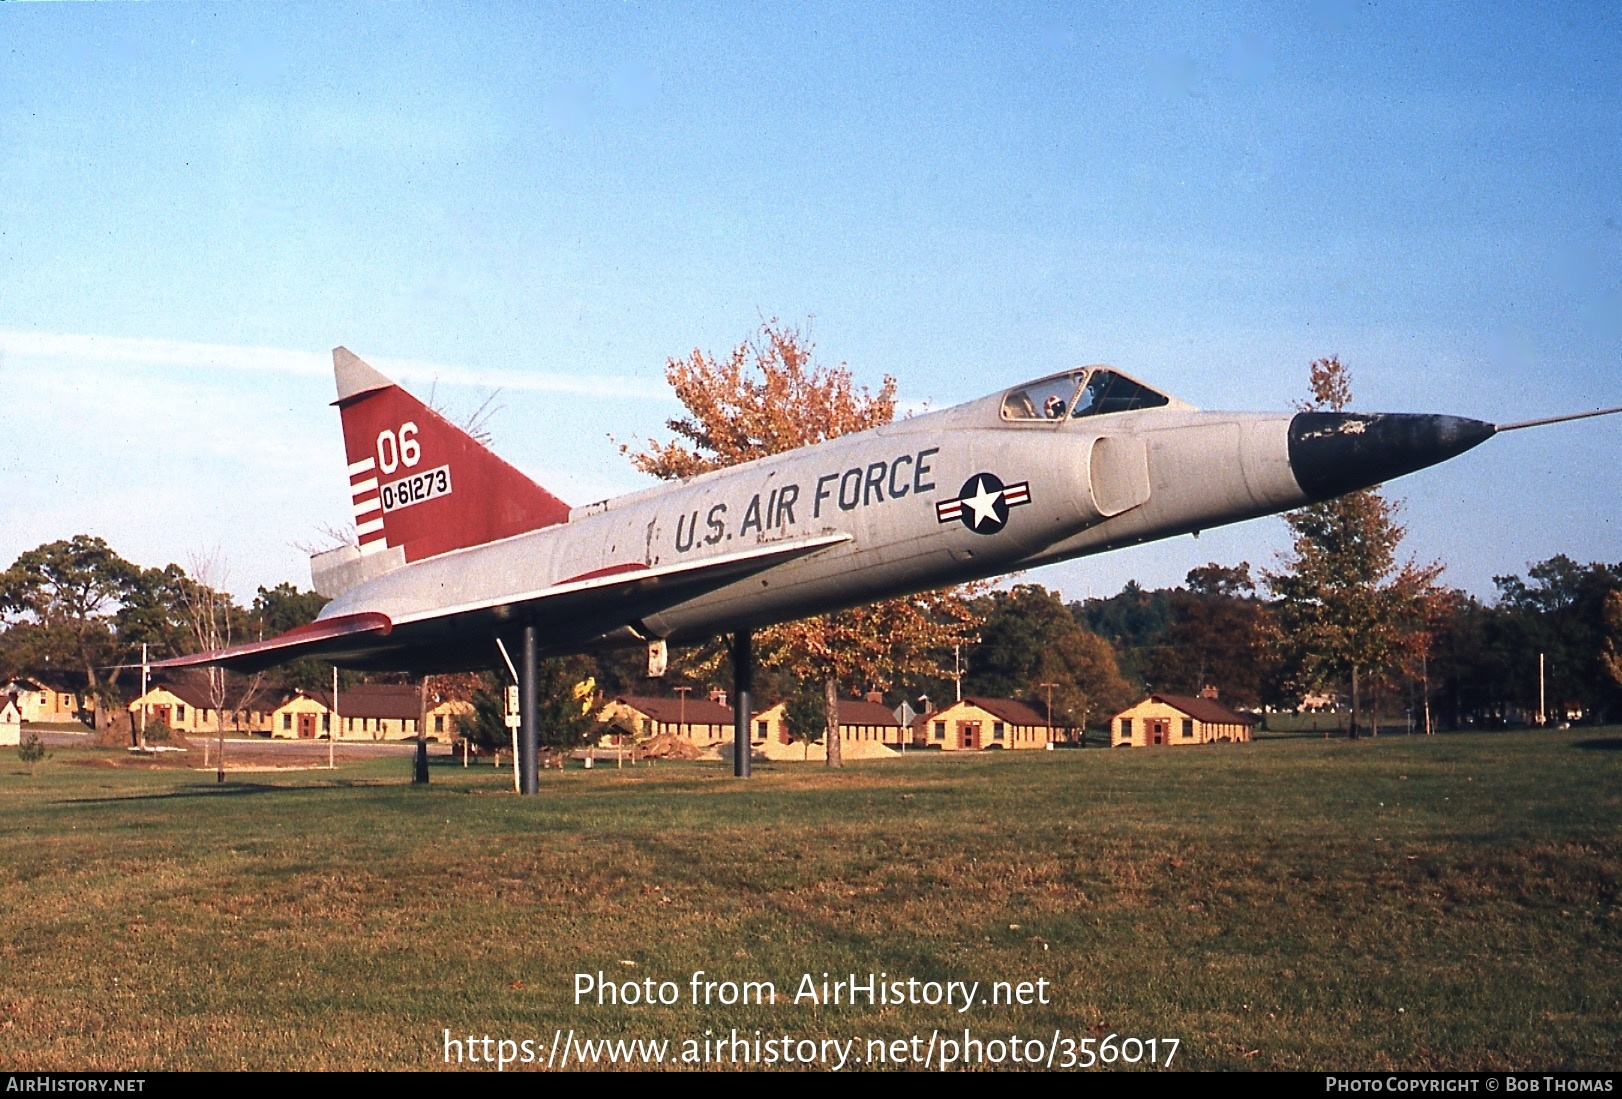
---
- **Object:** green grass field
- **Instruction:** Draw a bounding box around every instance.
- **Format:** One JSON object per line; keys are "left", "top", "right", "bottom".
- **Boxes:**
{"left": 1, "top": 730, "right": 1617, "bottom": 1071}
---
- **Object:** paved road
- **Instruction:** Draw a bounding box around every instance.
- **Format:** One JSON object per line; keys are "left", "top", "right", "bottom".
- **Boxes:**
{"left": 24, "top": 726, "right": 453, "bottom": 761}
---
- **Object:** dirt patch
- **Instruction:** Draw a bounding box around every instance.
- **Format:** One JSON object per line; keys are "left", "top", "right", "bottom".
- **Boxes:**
{"left": 634, "top": 734, "right": 704, "bottom": 760}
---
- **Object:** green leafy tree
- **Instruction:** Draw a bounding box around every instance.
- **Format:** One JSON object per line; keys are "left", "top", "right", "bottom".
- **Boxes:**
{"left": 1492, "top": 556, "right": 1622, "bottom": 723}
{"left": 1074, "top": 580, "right": 1175, "bottom": 690}
{"left": 967, "top": 584, "right": 1132, "bottom": 730}
{"left": 252, "top": 583, "right": 328, "bottom": 633}
{"left": 463, "top": 661, "right": 603, "bottom": 752}
{"left": 115, "top": 563, "right": 193, "bottom": 659}
{"left": 0, "top": 536, "right": 142, "bottom": 724}
{"left": 1424, "top": 589, "right": 1504, "bottom": 729}
{"left": 461, "top": 674, "right": 513, "bottom": 753}
{"left": 251, "top": 583, "right": 333, "bottom": 692}
{"left": 1265, "top": 359, "right": 1440, "bottom": 737}
{"left": 1146, "top": 563, "right": 1280, "bottom": 708}
{"left": 781, "top": 689, "right": 827, "bottom": 759}
{"left": 1604, "top": 590, "right": 1622, "bottom": 693}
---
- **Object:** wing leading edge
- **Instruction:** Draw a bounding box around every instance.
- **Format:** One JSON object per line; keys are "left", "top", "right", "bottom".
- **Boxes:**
{"left": 152, "top": 532, "right": 853, "bottom": 674}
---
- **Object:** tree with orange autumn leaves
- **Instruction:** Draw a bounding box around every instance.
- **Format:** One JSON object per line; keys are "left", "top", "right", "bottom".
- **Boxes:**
{"left": 624, "top": 320, "right": 982, "bottom": 767}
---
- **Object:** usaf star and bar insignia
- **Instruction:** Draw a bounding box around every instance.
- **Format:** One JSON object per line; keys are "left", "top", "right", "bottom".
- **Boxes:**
{"left": 936, "top": 472, "right": 1031, "bottom": 535}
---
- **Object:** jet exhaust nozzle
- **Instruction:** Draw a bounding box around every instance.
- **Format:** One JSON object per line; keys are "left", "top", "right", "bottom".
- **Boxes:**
{"left": 1288, "top": 412, "right": 1495, "bottom": 501}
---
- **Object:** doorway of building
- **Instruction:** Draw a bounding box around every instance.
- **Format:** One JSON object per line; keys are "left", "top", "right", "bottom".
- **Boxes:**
{"left": 958, "top": 721, "right": 980, "bottom": 750}
{"left": 1148, "top": 718, "right": 1169, "bottom": 745}
{"left": 297, "top": 712, "right": 316, "bottom": 739}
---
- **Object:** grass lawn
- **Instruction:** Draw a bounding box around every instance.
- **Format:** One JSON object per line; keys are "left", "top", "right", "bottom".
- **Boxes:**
{"left": 1, "top": 729, "right": 1617, "bottom": 1071}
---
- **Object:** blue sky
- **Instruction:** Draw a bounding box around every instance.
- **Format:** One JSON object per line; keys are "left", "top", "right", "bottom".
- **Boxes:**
{"left": 1, "top": 2, "right": 1618, "bottom": 603}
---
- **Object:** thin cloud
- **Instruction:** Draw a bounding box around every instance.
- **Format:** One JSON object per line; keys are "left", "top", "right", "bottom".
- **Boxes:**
{"left": 0, "top": 329, "right": 673, "bottom": 401}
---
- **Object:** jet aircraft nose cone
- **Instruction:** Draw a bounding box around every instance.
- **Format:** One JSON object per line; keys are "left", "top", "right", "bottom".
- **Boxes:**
{"left": 1288, "top": 412, "right": 1496, "bottom": 501}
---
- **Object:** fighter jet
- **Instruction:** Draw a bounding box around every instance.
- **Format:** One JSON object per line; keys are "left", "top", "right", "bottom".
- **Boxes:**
{"left": 157, "top": 347, "right": 1615, "bottom": 788}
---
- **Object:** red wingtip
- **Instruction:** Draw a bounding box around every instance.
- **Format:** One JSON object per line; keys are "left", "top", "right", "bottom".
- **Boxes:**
{"left": 151, "top": 612, "right": 394, "bottom": 670}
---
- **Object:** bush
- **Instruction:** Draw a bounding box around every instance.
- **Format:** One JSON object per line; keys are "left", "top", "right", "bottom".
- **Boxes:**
{"left": 17, "top": 733, "right": 47, "bottom": 773}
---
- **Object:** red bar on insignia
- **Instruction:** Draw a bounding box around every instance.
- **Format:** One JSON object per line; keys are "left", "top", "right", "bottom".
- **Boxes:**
{"left": 937, "top": 501, "right": 963, "bottom": 522}
{"left": 1004, "top": 483, "right": 1031, "bottom": 505}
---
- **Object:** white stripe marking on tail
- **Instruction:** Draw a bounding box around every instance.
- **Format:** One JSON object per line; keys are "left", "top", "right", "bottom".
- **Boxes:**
{"left": 348, "top": 457, "right": 376, "bottom": 477}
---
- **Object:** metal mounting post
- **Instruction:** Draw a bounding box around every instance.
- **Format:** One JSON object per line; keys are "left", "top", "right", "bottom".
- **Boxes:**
{"left": 732, "top": 630, "right": 752, "bottom": 778}
{"left": 520, "top": 623, "right": 539, "bottom": 795}
{"left": 414, "top": 676, "right": 429, "bottom": 785}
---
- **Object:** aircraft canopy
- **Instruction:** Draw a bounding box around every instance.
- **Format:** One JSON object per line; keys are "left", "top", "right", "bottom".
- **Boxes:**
{"left": 1000, "top": 368, "right": 1171, "bottom": 422}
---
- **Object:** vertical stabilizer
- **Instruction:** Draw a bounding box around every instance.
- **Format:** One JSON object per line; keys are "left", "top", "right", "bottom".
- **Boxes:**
{"left": 333, "top": 347, "right": 571, "bottom": 563}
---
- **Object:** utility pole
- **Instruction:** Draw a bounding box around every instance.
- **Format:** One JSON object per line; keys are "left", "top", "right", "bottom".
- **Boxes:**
{"left": 139, "top": 643, "right": 148, "bottom": 749}
{"left": 1537, "top": 652, "right": 1546, "bottom": 727}
{"left": 1039, "top": 682, "right": 1058, "bottom": 746}
{"left": 1422, "top": 651, "right": 1432, "bottom": 735}
{"left": 673, "top": 685, "right": 691, "bottom": 737}
{"left": 948, "top": 636, "right": 980, "bottom": 703}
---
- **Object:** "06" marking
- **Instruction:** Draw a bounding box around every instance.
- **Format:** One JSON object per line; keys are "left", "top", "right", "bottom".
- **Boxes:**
{"left": 376, "top": 422, "right": 421, "bottom": 474}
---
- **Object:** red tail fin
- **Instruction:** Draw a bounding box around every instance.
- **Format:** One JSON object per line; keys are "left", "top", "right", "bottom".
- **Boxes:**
{"left": 334, "top": 347, "right": 570, "bottom": 563}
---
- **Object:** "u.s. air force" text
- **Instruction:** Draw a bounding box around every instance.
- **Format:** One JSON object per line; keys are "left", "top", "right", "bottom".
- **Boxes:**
{"left": 671, "top": 448, "right": 939, "bottom": 553}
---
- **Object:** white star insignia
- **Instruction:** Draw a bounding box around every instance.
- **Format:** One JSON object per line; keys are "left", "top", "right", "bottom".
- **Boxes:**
{"left": 962, "top": 476, "right": 1004, "bottom": 529}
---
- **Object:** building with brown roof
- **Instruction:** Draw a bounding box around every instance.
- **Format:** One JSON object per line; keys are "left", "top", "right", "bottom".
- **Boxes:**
{"left": 4, "top": 676, "right": 89, "bottom": 725}
{"left": 597, "top": 693, "right": 736, "bottom": 750}
{"left": 267, "top": 684, "right": 470, "bottom": 741}
{"left": 911, "top": 696, "right": 1076, "bottom": 751}
{"left": 126, "top": 679, "right": 469, "bottom": 742}
{"left": 1110, "top": 691, "right": 1254, "bottom": 747}
{"left": 750, "top": 694, "right": 903, "bottom": 760}
{"left": 127, "top": 678, "right": 278, "bottom": 736}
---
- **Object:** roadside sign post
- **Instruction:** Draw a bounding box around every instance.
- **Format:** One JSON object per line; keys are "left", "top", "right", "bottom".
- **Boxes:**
{"left": 505, "top": 683, "right": 521, "bottom": 793}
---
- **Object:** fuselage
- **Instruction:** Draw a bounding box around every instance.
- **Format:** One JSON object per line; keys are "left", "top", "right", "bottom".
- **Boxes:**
{"left": 137, "top": 350, "right": 1518, "bottom": 687}
{"left": 319, "top": 387, "right": 1315, "bottom": 656}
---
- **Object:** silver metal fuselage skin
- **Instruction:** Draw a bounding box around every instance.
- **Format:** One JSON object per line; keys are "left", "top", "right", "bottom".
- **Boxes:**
{"left": 319, "top": 392, "right": 1307, "bottom": 656}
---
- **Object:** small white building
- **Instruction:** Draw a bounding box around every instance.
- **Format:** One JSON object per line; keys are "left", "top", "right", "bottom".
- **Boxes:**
{"left": 0, "top": 695, "right": 22, "bottom": 746}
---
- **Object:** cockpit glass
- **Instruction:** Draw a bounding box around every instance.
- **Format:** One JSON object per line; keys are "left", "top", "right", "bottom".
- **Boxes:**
{"left": 1070, "top": 370, "right": 1171, "bottom": 418}
{"left": 1000, "top": 372, "right": 1084, "bottom": 421}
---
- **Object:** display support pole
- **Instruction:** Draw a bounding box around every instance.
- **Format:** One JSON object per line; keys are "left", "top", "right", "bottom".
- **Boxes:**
{"left": 520, "top": 624, "right": 539, "bottom": 795}
{"left": 732, "top": 630, "right": 752, "bottom": 778}
{"left": 414, "top": 677, "right": 429, "bottom": 784}
{"left": 329, "top": 665, "right": 338, "bottom": 770}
